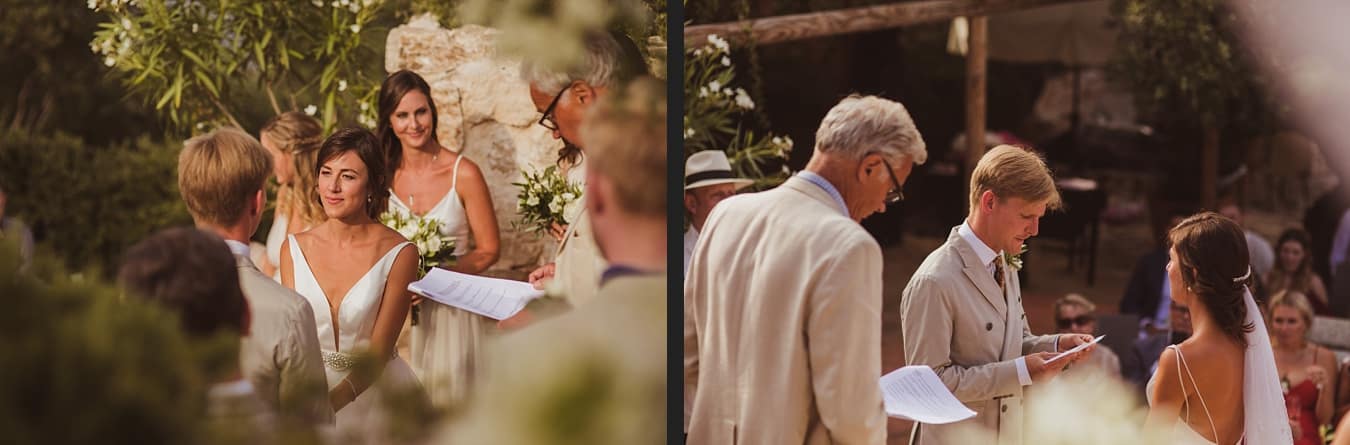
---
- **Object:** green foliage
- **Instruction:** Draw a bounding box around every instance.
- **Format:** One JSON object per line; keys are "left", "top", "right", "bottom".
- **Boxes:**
{"left": 684, "top": 35, "right": 792, "bottom": 189}
{"left": 0, "top": 130, "right": 191, "bottom": 274}
{"left": 1110, "top": 0, "right": 1272, "bottom": 129}
{"left": 90, "top": 0, "right": 390, "bottom": 133}
{"left": 0, "top": 0, "right": 162, "bottom": 141}
{"left": 0, "top": 241, "right": 209, "bottom": 444}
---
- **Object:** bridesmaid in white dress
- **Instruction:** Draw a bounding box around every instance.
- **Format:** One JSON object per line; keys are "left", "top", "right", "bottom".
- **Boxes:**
{"left": 258, "top": 111, "right": 327, "bottom": 280}
{"left": 377, "top": 70, "right": 500, "bottom": 409}
{"left": 279, "top": 127, "right": 423, "bottom": 441}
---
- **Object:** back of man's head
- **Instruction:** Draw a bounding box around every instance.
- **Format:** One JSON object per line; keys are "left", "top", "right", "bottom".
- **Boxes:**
{"left": 581, "top": 76, "right": 666, "bottom": 219}
{"left": 178, "top": 128, "right": 273, "bottom": 228}
{"left": 118, "top": 227, "right": 247, "bottom": 340}
{"left": 519, "top": 30, "right": 646, "bottom": 92}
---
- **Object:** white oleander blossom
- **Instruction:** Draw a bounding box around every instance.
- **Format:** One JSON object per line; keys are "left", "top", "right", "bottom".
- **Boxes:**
{"left": 338, "top": 79, "right": 348, "bottom": 92}
{"left": 304, "top": 105, "right": 317, "bottom": 116}
{"left": 707, "top": 34, "right": 730, "bottom": 52}
{"left": 733, "top": 88, "right": 755, "bottom": 110}
{"left": 685, "top": 128, "right": 695, "bottom": 138}
{"left": 707, "top": 80, "right": 721, "bottom": 93}
{"left": 349, "top": 24, "right": 361, "bottom": 34}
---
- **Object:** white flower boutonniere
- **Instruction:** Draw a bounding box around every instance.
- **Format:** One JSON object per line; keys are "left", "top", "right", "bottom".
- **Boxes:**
{"left": 1003, "top": 244, "right": 1028, "bottom": 271}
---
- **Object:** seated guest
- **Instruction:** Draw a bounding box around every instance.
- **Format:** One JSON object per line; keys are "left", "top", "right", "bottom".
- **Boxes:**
{"left": 178, "top": 127, "right": 333, "bottom": 427}
{"left": 1128, "top": 301, "right": 1192, "bottom": 395}
{"left": 1120, "top": 214, "right": 1188, "bottom": 340}
{"left": 1268, "top": 228, "right": 1332, "bottom": 314}
{"left": 118, "top": 228, "right": 276, "bottom": 441}
{"left": 1269, "top": 290, "right": 1337, "bottom": 445}
{"left": 1054, "top": 293, "right": 1121, "bottom": 378}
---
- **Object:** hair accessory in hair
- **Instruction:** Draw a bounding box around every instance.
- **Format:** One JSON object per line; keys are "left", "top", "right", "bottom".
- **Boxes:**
{"left": 1233, "top": 266, "right": 1252, "bottom": 283}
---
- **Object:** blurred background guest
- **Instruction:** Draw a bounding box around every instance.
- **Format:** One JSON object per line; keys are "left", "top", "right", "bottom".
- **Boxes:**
{"left": 118, "top": 227, "right": 276, "bottom": 441}
{"left": 1055, "top": 293, "right": 1121, "bottom": 378}
{"left": 1267, "top": 228, "right": 1331, "bottom": 314}
{"left": 1269, "top": 290, "right": 1337, "bottom": 445}
{"left": 0, "top": 181, "right": 34, "bottom": 271}
{"left": 682, "top": 150, "right": 752, "bottom": 274}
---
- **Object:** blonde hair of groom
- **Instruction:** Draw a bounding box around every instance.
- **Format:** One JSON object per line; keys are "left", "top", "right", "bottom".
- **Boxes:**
{"left": 900, "top": 145, "right": 1093, "bottom": 445}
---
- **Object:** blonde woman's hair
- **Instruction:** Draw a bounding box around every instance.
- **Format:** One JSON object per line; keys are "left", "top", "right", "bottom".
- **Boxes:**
{"left": 178, "top": 127, "right": 273, "bottom": 226}
{"left": 260, "top": 111, "right": 326, "bottom": 227}
{"left": 813, "top": 94, "right": 928, "bottom": 165}
{"left": 579, "top": 76, "right": 666, "bottom": 217}
{"left": 969, "top": 145, "right": 1062, "bottom": 213}
{"left": 1268, "top": 289, "right": 1316, "bottom": 334}
{"left": 1054, "top": 293, "right": 1097, "bottom": 315}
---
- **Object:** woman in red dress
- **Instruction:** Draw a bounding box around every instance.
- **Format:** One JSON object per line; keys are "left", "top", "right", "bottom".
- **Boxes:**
{"left": 1270, "top": 290, "right": 1337, "bottom": 444}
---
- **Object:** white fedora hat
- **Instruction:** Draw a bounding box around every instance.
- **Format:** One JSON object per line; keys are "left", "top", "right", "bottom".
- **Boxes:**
{"left": 685, "top": 151, "right": 755, "bottom": 190}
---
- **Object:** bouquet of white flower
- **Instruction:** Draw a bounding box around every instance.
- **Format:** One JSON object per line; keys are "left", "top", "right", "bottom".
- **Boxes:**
{"left": 513, "top": 165, "right": 583, "bottom": 237}
{"left": 379, "top": 209, "right": 455, "bottom": 278}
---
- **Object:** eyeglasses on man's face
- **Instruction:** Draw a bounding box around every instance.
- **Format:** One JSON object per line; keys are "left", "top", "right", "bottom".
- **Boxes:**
{"left": 880, "top": 158, "right": 905, "bottom": 205}
{"left": 537, "top": 85, "right": 569, "bottom": 132}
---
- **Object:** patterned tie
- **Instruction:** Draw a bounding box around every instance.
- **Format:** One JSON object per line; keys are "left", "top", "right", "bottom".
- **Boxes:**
{"left": 993, "top": 260, "right": 1005, "bottom": 290}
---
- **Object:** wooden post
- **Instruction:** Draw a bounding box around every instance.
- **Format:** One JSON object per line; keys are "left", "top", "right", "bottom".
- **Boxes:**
{"left": 964, "top": 15, "right": 988, "bottom": 206}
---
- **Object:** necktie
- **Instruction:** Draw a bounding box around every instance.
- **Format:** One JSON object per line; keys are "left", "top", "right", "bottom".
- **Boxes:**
{"left": 993, "top": 260, "right": 1005, "bottom": 290}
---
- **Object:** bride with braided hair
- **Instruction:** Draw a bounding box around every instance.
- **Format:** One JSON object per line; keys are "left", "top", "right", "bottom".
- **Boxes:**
{"left": 1146, "top": 212, "right": 1290, "bottom": 445}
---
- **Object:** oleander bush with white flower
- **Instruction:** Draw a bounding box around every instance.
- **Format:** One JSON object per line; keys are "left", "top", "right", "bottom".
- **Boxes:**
{"left": 513, "top": 165, "right": 583, "bottom": 238}
{"left": 684, "top": 34, "right": 794, "bottom": 190}
{"left": 88, "top": 0, "right": 398, "bottom": 133}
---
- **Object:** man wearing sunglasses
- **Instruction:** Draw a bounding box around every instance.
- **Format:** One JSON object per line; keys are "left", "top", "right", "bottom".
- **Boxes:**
{"left": 1053, "top": 293, "right": 1121, "bottom": 378}
{"left": 517, "top": 31, "right": 645, "bottom": 306}
{"left": 686, "top": 95, "right": 925, "bottom": 444}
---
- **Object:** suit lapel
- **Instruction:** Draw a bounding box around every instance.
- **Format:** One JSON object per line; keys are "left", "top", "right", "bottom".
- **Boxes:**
{"left": 950, "top": 228, "right": 1008, "bottom": 317}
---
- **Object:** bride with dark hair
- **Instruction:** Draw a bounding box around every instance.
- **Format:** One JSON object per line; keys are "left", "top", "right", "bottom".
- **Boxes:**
{"left": 1146, "top": 212, "right": 1290, "bottom": 445}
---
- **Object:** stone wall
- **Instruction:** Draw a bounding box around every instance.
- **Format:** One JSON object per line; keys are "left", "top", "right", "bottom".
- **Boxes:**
{"left": 386, "top": 16, "right": 560, "bottom": 276}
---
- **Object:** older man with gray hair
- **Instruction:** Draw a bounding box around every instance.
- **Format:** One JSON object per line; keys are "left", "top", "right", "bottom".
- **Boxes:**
{"left": 685, "top": 95, "right": 927, "bottom": 444}
{"left": 519, "top": 30, "right": 646, "bottom": 306}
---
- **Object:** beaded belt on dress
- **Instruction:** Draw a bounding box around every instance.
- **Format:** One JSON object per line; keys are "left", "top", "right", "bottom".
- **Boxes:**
{"left": 322, "top": 351, "right": 355, "bottom": 371}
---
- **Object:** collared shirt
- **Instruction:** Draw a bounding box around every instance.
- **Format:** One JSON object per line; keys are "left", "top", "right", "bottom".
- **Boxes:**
{"left": 958, "top": 220, "right": 1042, "bottom": 386}
{"left": 683, "top": 226, "right": 699, "bottom": 276}
{"left": 796, "top": 171, "right": 848, "bottom": 216}
{"left": 224, "top": 239, "right": 251, "bottom": 258}
{"left": 599, "top": 264, "right": 652, "bottom": 287}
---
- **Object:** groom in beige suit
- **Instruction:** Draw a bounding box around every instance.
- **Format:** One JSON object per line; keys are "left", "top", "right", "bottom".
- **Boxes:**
{"left": 901, "top": 145, "right": 1093, "bottom": 445}
{"left": 178, "top": 128, "right": 332, "bottom": 427}
{"left": 686, "top": 95, "right": 926, "bottom": 444}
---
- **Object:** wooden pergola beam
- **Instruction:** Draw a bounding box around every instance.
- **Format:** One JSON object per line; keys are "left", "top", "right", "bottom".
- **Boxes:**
{"left": 685, "top": 0, "right": 1095, "bottom": 47}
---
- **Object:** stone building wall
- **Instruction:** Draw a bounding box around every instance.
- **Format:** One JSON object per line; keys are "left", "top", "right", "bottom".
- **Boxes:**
{"left": 385, "top": 16, "right": 560, "bottom": 276}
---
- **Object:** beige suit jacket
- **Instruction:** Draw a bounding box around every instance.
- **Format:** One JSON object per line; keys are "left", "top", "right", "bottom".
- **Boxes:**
{"left": 899, "top": 228, "right": 1057, "bottom": 445}
{"left": 449, "top": 273, "right": 666, "bottom": 444}
{"left": 234, "top": 254, "right": 334, "bottom": 426}
{"left": 552, "top": 203, "right": 607, "bottom": 306}
{"left": 686, "top": 176, "right": 887, "bottom": 445}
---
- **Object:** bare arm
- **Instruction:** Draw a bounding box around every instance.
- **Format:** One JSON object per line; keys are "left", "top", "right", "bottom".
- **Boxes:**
{"left": 1145, "top": 348, "right": 1183, "bottom": 439}
{"left": 1318, "top": 347, "right": 1336, "bottom": 426}
{"left": 1312, "top": 275, "right": 1330, "bottom": 307}
{"left": 447, "top": 159, "right": 499, "bottom": 274}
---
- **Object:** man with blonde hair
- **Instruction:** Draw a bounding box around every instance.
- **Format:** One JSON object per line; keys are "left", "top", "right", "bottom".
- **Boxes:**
{"left": 178, "top": 127, "right": 332, "bottom": 427}
{"left": 450, "top": 77, "right": 666, "bottom": 443}
{"left": 687, "top": 95, "right": 926, "bottom": 444}
{"left": 901, "top": 145, "right": 1094, "bottom": 445}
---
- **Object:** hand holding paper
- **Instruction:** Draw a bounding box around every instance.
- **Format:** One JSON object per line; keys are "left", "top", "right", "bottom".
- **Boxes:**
{"left": 1046, "top": 334, "right": 1104, "bottom": 364}
{"left": 879, "top": 366, "right": 976, "bottom": 424}
{"left": 408, "top": 268, "right": 544, "bottom": 320}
